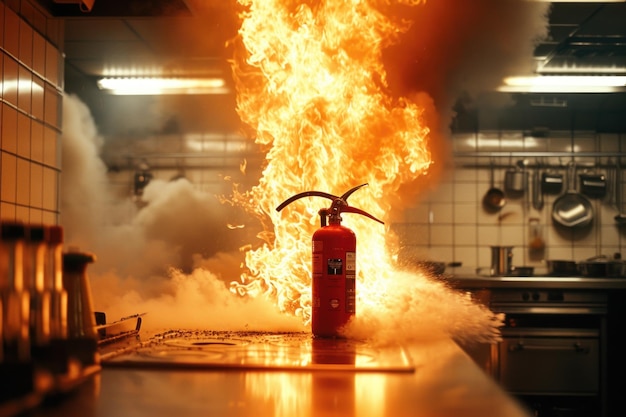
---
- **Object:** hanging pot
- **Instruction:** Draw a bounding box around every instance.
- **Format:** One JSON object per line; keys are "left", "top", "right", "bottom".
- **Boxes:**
{"left": 505, "top": 160, "right": 527, "bottom": 193}
{"left": 579, "top": 172, "right": 607, "bottom": 198}
{"left": 541, "top": 171, "right": 564, "bottom": 194}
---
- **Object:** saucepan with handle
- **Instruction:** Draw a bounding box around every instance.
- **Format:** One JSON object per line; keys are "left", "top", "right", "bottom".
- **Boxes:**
{"left": 552, "top": 161, "right": 593, "bottom": 228}
{"left": 483, "top": 159, "right": 506, "bottom": 212}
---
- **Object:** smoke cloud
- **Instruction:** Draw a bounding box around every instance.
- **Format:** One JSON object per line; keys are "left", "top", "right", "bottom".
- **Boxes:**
{"left": 60, "top": 93, "right": 303, "bottom": 332}
{"left": 383, "top": 0, "right": 549, "bottom": 113}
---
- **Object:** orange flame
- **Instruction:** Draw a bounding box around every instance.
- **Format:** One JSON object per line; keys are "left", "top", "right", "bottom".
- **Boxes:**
{"left": 230, "top": 0, "right": 434, "bottom": 325}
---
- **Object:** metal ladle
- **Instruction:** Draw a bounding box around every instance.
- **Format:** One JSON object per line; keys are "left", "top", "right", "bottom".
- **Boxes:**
{"left": 615, "top": 160, "right": 626, "bottom": 224}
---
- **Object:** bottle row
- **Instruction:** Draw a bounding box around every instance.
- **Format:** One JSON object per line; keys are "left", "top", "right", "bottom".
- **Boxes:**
{"left": 1, "top": 221, "right": 99, "bottom": 405}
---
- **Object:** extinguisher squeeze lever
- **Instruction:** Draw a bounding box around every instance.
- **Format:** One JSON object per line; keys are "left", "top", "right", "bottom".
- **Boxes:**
{"left": 275, "top": 183, "right": 384, "bottom": 226}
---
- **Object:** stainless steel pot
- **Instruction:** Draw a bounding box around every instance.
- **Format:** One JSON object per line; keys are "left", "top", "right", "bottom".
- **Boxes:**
{"left": 505, "top": 161, "right": 527, "bottom": 193}
{"left": 578, "top": 256, "right": 625, "bottom": 277}
{"left": 509, "top": 266, "right": 534, "bottom": 277}
{"left": 545, "top": 259, "right": 578, "bottom": 276}
{"left": 416, "top": 261, "right": 462, "bottom": 276}
{"left": 491, "top": 246, "right": 514, "bottom": 276}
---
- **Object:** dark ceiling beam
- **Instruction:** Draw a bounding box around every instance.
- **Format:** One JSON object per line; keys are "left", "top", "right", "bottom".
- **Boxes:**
{"left": 38, "top": 0, "right": 193, "bottom": 17}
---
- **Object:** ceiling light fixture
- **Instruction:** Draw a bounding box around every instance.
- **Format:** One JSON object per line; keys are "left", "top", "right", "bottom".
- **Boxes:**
{"left": 96, "top": 77, "right": 229, "bottom": 95}
{"left": 531, "top": 0, "right": 625, "bottom": 2}
{"left": 537, "top": 66, "right": 626, "bottom": 75}
{"left": 498, "top": 75, "right": 626, "bottom": 93}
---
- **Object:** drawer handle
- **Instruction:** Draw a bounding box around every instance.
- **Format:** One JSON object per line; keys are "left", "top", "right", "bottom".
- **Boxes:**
{"left": 508, "top": 342, "right": 590, "bottom": 354}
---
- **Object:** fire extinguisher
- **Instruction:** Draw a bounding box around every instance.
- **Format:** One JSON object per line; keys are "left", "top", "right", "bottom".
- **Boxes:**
{"left": 276, "top": 183, "right": 384, "bottom": 337}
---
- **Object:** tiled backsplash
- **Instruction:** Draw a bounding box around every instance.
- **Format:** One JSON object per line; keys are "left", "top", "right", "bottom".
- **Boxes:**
{"left": 0, "top": 0, "right": 63, "bottom": 224}
{"left": 3, "top": 0, "right": 626, "bottom": 276}
{"left": 394, "top": 132, "right": 626, "bottom": 272}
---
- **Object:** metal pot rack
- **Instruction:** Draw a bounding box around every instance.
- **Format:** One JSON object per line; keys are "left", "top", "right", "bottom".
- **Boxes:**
{"left": 454, "top": 152, "right": 626, "bottom": 169}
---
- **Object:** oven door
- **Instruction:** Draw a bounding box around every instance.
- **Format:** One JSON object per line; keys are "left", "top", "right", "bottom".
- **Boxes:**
{"left": 491, "top": 299, "right": 607, "bottom": 417}
{"left": 499, "top": 327, "right": 600, "bottom": 393}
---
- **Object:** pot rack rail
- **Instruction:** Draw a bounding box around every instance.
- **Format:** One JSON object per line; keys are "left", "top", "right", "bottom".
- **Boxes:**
{"left": 454, "top": 151, "right": 626, "bottom": 169}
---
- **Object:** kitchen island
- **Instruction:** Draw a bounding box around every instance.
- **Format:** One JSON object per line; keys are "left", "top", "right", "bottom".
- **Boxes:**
{"left": 22, "top": 334, "right": 532, "bottom": 417}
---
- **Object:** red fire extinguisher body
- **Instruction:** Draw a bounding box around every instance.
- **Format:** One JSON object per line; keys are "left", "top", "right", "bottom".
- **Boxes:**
{"left": 275, "top": 184, "right": 383, "bottom": 339}
{"left": 311, "top": 224, "right": 356, "bottom": 337}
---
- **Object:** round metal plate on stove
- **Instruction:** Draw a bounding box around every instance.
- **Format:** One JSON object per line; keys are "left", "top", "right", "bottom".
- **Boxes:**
{"left": 163, "top": 337, "right": 250, "bottom": 349}
{"left": 137, "top": 349, "right": 226, "bottom": 362}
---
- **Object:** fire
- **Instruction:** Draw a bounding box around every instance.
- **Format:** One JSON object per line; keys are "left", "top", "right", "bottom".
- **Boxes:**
{"left": 229, "top": 0, "right": 433, "bottom": 326}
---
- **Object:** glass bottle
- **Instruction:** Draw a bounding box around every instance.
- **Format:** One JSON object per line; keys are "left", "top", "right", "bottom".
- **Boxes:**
{"left": 24, "top": 225, "right": 50, "bottom": 347}
{"left": 46, "top": 226, "right": 67, "bottom": 340}
{"left": 528, "top": 218, "right": 545, "bottom": 252}
{"left": 1, "top": 221, "right": 30, "bottom": 362}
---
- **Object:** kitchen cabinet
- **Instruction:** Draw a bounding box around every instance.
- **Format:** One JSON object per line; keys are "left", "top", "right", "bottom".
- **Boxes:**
{"left": 450, "top": 275, "right": 626, "bottom": 417}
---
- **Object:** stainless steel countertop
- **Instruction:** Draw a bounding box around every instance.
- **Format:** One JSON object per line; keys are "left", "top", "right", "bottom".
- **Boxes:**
{"left": 445, "top": 275, "right": 626, "bottom": 290}
{"left": 24, "top": 335, "right": 532, "bottom": 417}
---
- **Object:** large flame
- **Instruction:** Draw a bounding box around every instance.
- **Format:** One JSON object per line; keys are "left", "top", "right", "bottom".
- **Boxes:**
{"left": 228, "top": 0, "right": 500, "bottom": 342}
{"left": 230, "top": 0, "right": 431, "bottom": 318}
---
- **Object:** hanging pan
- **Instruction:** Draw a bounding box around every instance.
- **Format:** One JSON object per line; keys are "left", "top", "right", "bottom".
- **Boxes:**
{"left": 483, "top": 159, "right": 506, "bottom": 212}
{"left": 552, "top": 162, "right": 593, "bottom": 228}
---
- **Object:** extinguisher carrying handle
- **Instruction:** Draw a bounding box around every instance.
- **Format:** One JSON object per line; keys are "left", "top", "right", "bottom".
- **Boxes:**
{"left": 275, "top": 183, "right": 384, "bottom": 226}
{"left": 340, "top": 205, "right": 384, "bottom": 225}
{"left": 339, "top": 183, "right": 369, "bottom": 201}
{"left": 276, "top": 183, "right": 370, "bottom": 213}
{"left": 276, "top": 191, "right": 339, "bottom": 212}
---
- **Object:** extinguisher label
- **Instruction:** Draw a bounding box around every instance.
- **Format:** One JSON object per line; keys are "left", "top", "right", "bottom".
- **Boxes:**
{"left": 346, "top": 273, "right": 356, "bottom": 313}
{"left": 345, "top": 252, "right": 356, "bottom": 271}
{"left": 312, "top": 253, "right": 323, "bottom": 274}
{"left": 327, "top": 259, "right": 343, "bottom": 275}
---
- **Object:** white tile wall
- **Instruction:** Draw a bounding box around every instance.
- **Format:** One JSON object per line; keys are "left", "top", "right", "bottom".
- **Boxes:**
{"left": 396, "top": 132, "right": 626, "bottom": 271}
{"left": 0, "top": 0, "right": 63, "bottom": 224}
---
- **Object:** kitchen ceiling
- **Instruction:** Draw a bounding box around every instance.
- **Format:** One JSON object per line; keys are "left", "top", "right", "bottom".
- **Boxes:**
{"left": 36, "top": 0, "right": 626, "bottom": 134}
{"left": 56, "top": 0, "right": 238, "bottom": 79}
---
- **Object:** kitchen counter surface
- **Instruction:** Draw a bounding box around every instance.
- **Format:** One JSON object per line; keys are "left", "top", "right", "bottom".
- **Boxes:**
{"left": 445, "top": 274, "right": 626, "bottom": 290}
{"left": 22, "top": 334, "right": 532, "bottom": 417}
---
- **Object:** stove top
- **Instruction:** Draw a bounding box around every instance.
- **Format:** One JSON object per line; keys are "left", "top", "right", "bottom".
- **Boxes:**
{"left": 102, "top": 330, "right": 415, "bottom": 372}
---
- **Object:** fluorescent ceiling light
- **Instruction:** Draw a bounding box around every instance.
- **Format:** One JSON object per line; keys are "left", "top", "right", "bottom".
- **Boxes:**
{"left": 537, "top": 66, "right": 626, "bottom": 75}
{"left": 498, "top": 75, "right": 626, "bottom": 93}
{"left": 97, "top": 77, "right": 229, "bottom": 95}
{"left": 530, "top": 0, "right": 625, "bottom": 2}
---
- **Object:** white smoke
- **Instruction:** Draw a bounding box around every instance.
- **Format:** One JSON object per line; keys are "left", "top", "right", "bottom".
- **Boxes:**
{"left": 60, "top": 93, "right": 303, "bottom": 332}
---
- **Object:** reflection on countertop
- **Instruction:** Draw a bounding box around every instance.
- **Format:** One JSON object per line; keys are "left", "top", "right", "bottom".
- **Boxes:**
{"left": 101, "top": 330, "right": 415, "bottom": 372}
{"left": 24, "top": 333, "right": 532, "bottom": 417}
